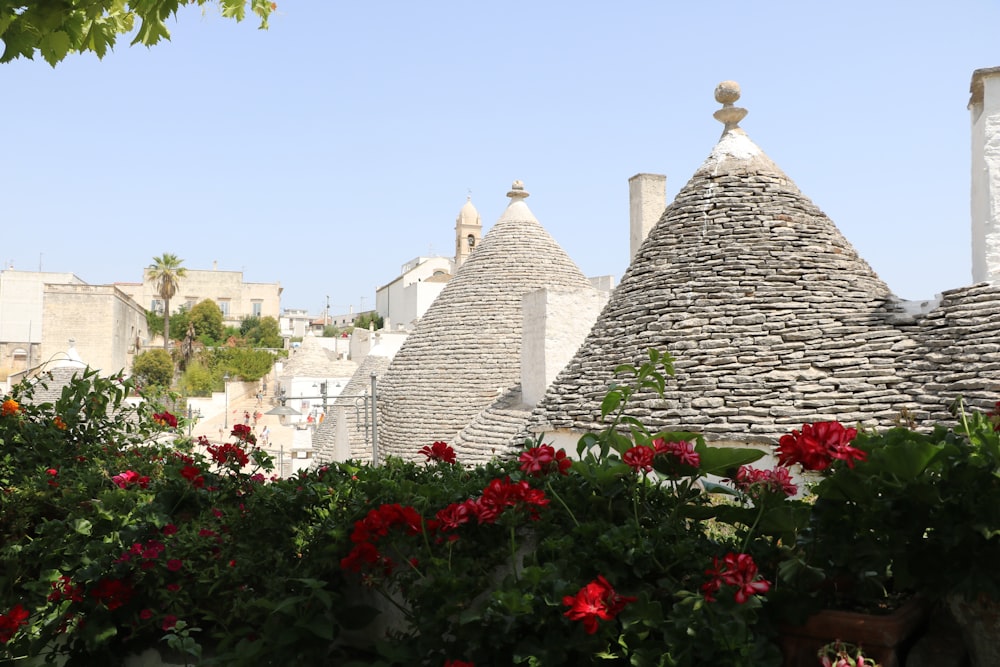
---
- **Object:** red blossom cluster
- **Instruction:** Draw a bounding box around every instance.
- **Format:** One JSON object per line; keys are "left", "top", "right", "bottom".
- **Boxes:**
{"left": 89, "top": 578, "right": 133, "bottom": 611}
{"left": 775, "top": 421, "right": 864, "bottom": 471}
{"left": 153, "top": 411, "right": 178, "bottom": 428}
{"left": 47, "top": 576, "right": 84, "bottom": 603}
{"left": 231, "top": 424, "right": 256, "bottom": 444}
{"left": 444, "top": 661, "right": 475, "bottom": 667}
{"left": 112, "top": 469, "right": 150, "bottom": 489}
{"left": 622, "top": 439, "right": 701, "bottom": 475}
{"left": 519, "top": 444, "right": 571, "bottom": 477}
{"left": 435, "top": 477, "right": 550, "bottom": 533}
{"left": 207, "top": 442, "right": 250, "bottom": 468}
{"left": 340, "top": 504, "right": 424, "bottom": 576}
{"left": 419, "top": 441, "right": 457, "bottom": 464}
{"left": 701, "top": 552, "right": 770, "bottom": 604}
{"left": 731, "top": 465, "right": 797, "bottom": 499}
{"left": 562, "top": 575, "right": 636, "bottom": 635}
{"left": 115, "top": 539, "right": 168, "bottom": 571}
{"left": 0, "top": 603, "right": 29, "bottom": 643}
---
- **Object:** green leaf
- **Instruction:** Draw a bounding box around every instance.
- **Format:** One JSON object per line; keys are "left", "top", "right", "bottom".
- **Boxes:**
{"left": 39, "top": 29, "right": 72, "bottom": 65}
{"left": 695, "top": 443, "right": 765, "bottom": 476}
{"left": 335, "top": 604, "right": 382, "bottom": 631}
{"left": 72, "top": 518, "right": 93, "bottom": 536}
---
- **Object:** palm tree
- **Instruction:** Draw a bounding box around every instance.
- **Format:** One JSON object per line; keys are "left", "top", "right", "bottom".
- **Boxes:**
{"left": 146, "top": 253, "right": 187, "bottom": 350}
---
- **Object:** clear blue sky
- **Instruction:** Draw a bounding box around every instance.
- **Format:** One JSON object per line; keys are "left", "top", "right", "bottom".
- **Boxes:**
{"left": 4, "top": 1, "right": 999, "bottom": 313}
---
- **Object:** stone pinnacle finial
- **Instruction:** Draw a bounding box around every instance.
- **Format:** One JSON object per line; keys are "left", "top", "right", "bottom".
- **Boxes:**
{"left": 507, "top": 180, "right": 529, "bottom": 201}
{"left": 713, "top": 80, "right": 748, "bottom": 132}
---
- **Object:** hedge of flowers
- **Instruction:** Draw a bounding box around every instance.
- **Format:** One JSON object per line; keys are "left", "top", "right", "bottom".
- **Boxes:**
{"left": 4, "top": 351, "right": 993, "bottom": 666}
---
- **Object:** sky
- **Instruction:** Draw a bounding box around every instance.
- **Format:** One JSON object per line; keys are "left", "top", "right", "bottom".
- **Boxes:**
{"left": 4, "top": 1, "right": 1000, "bottom": 314}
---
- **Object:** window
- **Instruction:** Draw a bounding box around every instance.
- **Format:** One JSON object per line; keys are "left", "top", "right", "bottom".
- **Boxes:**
{"left": 217, "top": 300, "right": 230, "bottom": 316}
{"left": 151, "top": 299, "right": 164, "bottom": 314}
{"left": 252, "top": 301, "right": 262, "bottom": 317}
{"left": 467, "top": 234, "right": 476, "bottom": 250}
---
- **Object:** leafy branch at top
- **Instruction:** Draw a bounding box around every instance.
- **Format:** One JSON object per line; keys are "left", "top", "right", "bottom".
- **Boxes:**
{"left": 0, "top": 0, "right": 276, "bottom": 66}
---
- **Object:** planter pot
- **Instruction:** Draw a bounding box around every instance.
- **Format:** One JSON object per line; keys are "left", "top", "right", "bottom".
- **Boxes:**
{"left": 946, "top": 593, "right": 1000, "bottom": 667}
{"left": 778, "top": 596, "right": 928, "bottom": 667}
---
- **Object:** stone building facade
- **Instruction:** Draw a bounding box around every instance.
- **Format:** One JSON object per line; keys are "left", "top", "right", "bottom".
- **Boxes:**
{"left": 117, "top": 266, "right": 281, "bottom": 329}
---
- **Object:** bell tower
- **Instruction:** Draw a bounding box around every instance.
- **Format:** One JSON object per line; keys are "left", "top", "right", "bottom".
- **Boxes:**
{"left": 454, "top": 195, "right": 482, "bottom": 270}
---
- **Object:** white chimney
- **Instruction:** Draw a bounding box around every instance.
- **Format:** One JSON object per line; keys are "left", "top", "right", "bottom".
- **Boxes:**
{"left": 629, "top": 173, "right": 666, "bottom": 261}
{"left": 970, "top": 67, "right": 1000, "bottom": 284}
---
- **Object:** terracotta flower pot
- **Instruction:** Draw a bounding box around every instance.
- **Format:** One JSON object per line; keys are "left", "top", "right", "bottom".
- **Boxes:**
{"left": 778, "top": 596, "right": 928, "bottom": 667}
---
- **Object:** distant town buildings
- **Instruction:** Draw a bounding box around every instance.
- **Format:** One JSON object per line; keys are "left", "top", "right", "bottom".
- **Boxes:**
{"left": 0, "top": 269, "right": 147, "bottom": 380}
{"left": 116, "top": 264, "right": 281, "bottom": 329}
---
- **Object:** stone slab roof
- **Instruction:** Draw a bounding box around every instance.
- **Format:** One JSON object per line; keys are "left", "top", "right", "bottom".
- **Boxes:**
{"left": 451, "top": 385, "right": 533, "bottom": 465}
{"left": 377, "top": 182, "right": 594, "bottom": 460}
{"left": 529, "top": 83, "right": 918, "bottom": 444}
{"left": 280, "top": 336, "right": 357, "bottom": 380}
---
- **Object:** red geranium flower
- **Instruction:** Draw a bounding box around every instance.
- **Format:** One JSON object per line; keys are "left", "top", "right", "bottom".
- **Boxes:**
{"left": 622, "top": 445, "right": 655, "bottom": 473}
{"left": 444, "top": 661, "right": 475, "bottom": 667}
{"left": 153, "top": 411, "right": 178, "bottom": 428}
{"left": 519, "top": 444, "right": 571, "bottom": 476}
{"left": 207, "top": 442, "right": 250, "bottom": 467}
{"left": 562, "top": 575, "right": 636, "bottom": 634}
{"left": 702, "top": 552, "right": 770, "bottom": 603}
{"left": 653, "top": 438, "right": 701, "bottom": 468}
{"left": 0, "top": 603, "right": 29, "bottom": 643}
{"left": 419, "top": 441, "right": 457, "bottom": 464}
{"left": 731, "top": 465, "right": 797, "bottom": 498}
{"left": 776, "top": 421, "right": 863, "bottom": 471}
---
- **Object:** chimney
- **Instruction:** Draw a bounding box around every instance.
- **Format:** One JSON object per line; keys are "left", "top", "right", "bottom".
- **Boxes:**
{"left": 970, "top": 67, "right": 1000, "bottom": 284}
{"left": 629, "top": 173, "right": 666, "bottom": 261}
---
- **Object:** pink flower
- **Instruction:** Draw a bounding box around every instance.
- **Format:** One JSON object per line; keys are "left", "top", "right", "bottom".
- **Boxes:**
{"left": 731, "top": 465, "right": 798, "bottom": 498}
{"left": 653, "top": 439, "right": 700, "bottom": 468}
{"left": 519, "top": 444, "right": 571, "bottom": 476}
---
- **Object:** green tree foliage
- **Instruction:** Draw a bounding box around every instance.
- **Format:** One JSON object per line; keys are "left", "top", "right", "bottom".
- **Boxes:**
{"left": 178, "top": 360, "right": 214, "bottom": 396}
{"left": 189, "top": 299, "right": 225, "bottom": 343}
{"left": 240, "top": 315, "right": 283, "bottom": 348}
{"left": 353, "top": 311, "right": 384, "bottom": 330}
{"left": 132, "top": 349, "right": 174, "bottom": 388}
{"left": 0, "top": 0, "right": 275, "bottom": 66}
{"left": 146, "top": 253, "right": 187, "bottom": 350}
{"left": 207, "top": 347, "right": 275, "bottom": 382}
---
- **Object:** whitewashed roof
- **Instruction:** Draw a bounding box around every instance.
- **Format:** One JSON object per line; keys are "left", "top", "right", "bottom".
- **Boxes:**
{"left": 377, "top": 181, "right": 593, "bottom": 459}
{"left": 451, "top": 385, "right": 533, "bottom": 464}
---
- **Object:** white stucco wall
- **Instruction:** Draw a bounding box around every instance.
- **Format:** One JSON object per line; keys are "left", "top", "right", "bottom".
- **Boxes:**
{"left": 521, "top": 287, "right": 607, "bottom": 408}
{"left": 971, "top": 68, "right": 1000, "bottom": 284}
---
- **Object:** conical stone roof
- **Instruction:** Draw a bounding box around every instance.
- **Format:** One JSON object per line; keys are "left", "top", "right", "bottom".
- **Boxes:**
{"left": 378, "top": 182, "right": 594, "bottom": 459}
{"left": 531, "top": 82, "right": 916, "bottom": 443}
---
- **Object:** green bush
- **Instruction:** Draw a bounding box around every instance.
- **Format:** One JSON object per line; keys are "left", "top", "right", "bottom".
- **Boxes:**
{"left": 132, "top": 349, "right": 174, "bottom": 388}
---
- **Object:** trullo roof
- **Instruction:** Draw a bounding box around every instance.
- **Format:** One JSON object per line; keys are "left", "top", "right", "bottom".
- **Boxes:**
{"left": 377, "top": 182, "right": 593, "bottom": 459}
{"left": 530, "top": 81, "right": 916, "bottom": 444}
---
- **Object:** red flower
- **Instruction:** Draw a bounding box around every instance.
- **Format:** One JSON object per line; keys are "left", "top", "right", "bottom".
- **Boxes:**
{"left": 180, "top": 464, "right": 205, "bottom": 488}
{"left": 112, "top": 469, "right": 150, "bottom": 489}
{"left": 419, "top": 441, "right": 457, "bottom": 464}
{"left": 140, "top": 608, "right": 153, "bottom": 620}
{"left": 622, "top": 446, "right": 654, "bottom": 473}
{"left": 653, "top": 438, "right": 701, "bottom": 468}
{"left": 89, "top": 578, "right": 133, "bottom": 611}
{"left": 518, "top": 444, "right": 571, "bottom": 476}
{"left": 162, "top": 524, "right": 177, "bottom": 536}
{"left": 166, "top": 559, "right": 183, "bottom": 572}
{"left": 48, "top": 576, "right": 84, "bottom": 603}
{"left": 207, "top": 442, "right": 250, "bottom": 467}
{"left": 0, "top": 603, "right": 29, "bottom": 643}
{"left": 436, "top": 500, "right": 474, "bottom": 531}
{"left": 444, "top": 661, "right": 475, "bottom": 667}
{"left": 731, "top": 465, "right": 797, "bottom": 498}
{"left": 776, "top": 421, "right": 863, "bottom": 471}
{"left": 231, "top": 424, "right": 256, "bottom": 444}
{"left": 562, "top": 575, "right": 636, "bottom": 634}
{"left": 153, "top": 411, "right": 178, "bottom": 428}
{"left": 702, "top": 552, "right": 770, "bottom": 603}
{"left": 162, "top": 615, "right": 178, "bottom": 631}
